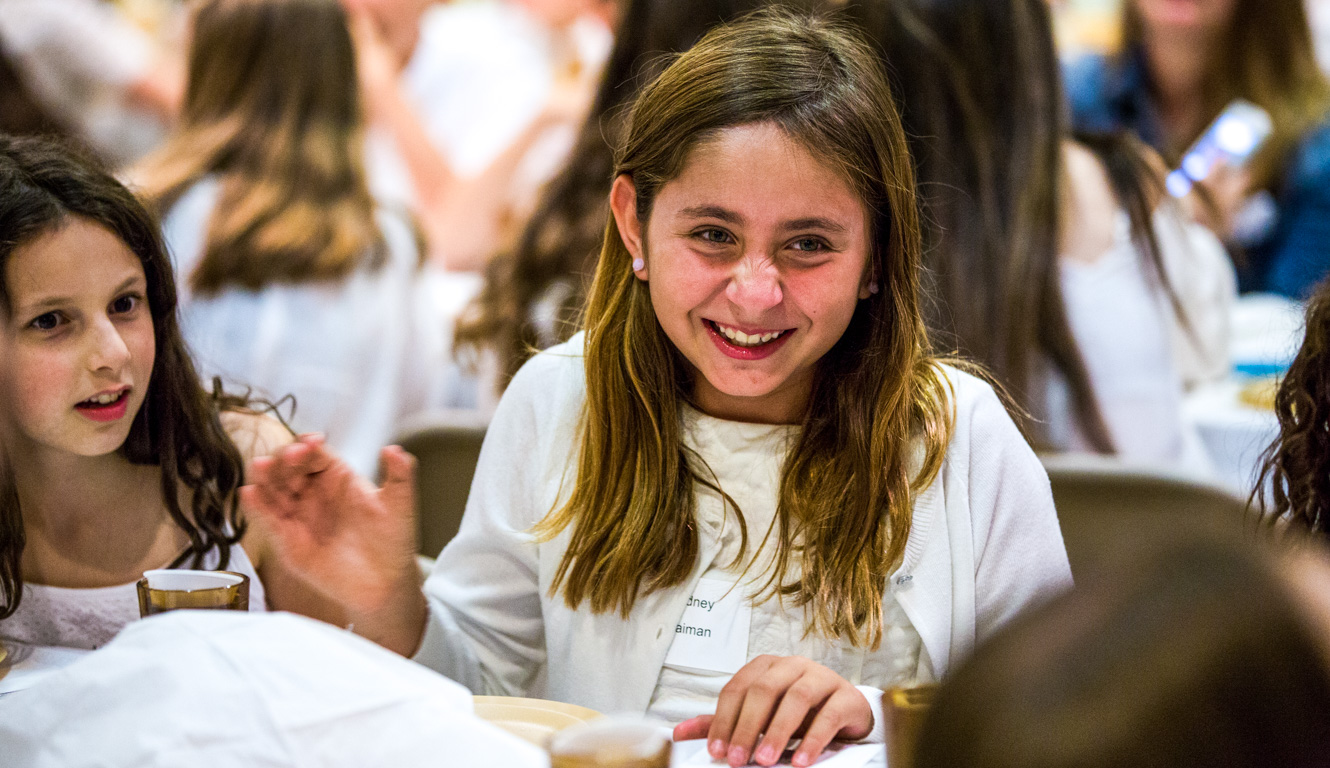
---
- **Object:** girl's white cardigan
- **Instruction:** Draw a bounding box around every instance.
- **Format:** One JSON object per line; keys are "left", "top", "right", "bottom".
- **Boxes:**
{"left": 413, "top": 335, "right": 1072, "bottom": 728}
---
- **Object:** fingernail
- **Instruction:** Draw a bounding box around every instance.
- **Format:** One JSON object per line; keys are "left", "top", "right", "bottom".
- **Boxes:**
{"left": 755, "top": 745, "right": 777, "bottom": 764}
{"left": 709, "top": 740, "right": 725, "bottom": 758}
{"left": 792, "top": 752, "right": 811, "bottom": 767}
{"left": 728, "top": 745, "right": 747, "bottom": 765}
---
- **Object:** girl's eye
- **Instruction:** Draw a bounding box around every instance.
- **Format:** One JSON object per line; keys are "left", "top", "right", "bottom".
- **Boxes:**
{"left": 791, "top": 237, "right": 827, "bottom": 253}
{"left": 110, "top": 294, "right": 141, "bottom": 315}
{"left": 29, "top": 312, "right": 63, "bottom": 332}
{"left": 696, "top": 228, "right": 733, "bottom": 245}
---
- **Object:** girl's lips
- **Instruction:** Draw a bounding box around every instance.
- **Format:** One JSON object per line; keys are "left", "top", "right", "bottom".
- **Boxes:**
{"left": 705, "top": 320, "right": 795, "bottom": 360}
{"left": 74, "top": 391, "right": 130, "bottom": 423}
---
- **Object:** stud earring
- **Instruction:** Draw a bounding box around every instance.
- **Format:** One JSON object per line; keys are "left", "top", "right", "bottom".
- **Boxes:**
{"left": 632, "top": 258, "right": 645, "bottom": 272}
{"left": 868, "top": 281, "right": 880, "bottom": 295}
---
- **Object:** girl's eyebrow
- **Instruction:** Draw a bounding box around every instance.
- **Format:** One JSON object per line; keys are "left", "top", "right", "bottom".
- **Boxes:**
{"left": 17, "top": 275, "right": 143, "bottom": 313}
{"left": 779, "top": 217, "right": 848, "bottom": 234}
{"left": 680, "top": 204, "right": 743, "bottom": 224}
{"left": 679, "top": 206, "right": 849, "bottom": 234}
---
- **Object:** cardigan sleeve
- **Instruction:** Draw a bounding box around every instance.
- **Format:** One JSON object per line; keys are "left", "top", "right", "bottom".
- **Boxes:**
{"left": 962, "top": 381, "right": 1074, "bottom": 644}
{"left": 412, "top": 347, "right": 580, "bottom": 693}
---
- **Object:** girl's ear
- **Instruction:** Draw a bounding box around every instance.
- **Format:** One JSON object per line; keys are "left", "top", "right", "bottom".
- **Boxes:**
{"left": 858, "top": 269, "right": 878, "bottom": 300}
{"left": 610, "top": 174, "right": 648, "bottom": 280}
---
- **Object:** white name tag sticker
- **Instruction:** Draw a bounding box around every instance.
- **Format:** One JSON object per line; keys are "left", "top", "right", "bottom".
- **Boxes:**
{"left": 664, "top": 577, "right": 752, "bottom": 674}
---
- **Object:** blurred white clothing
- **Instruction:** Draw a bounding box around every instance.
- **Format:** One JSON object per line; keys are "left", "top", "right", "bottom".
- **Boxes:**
{"left": 1159, "top": 205, "right": 1238, "bottom": 388}
{"left": 1051, "top": 206, "right": 1234, "bottom": 475}
{"left": 0, "top": 611, "right": 547, "bottom": 768}
{"left": 401, "top": 0, "right": 611, "bottom": 177}
{"left": 163, "top": 178, "right": 445, "bottom": 478}
{"left": 1309, "top": 0, "right": 1330, "bottom": 75}
{"left": 0, "top": 0, "right": 165, "bottom": 163}
{"left": 0, "top": 543, "right": 264, "bottom": 651}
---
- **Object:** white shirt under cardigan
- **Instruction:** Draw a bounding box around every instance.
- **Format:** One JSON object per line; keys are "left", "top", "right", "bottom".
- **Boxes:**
{"left": 645, "top": 408, "right": 929, "bottom": 725}
{"left": 413, "top": 335, "right": 1072, "bottom": 734}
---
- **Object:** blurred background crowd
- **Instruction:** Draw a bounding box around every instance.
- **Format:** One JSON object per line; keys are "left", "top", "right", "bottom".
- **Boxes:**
{"left": 1, "top": 0, "right": 1324, "bottom": 488}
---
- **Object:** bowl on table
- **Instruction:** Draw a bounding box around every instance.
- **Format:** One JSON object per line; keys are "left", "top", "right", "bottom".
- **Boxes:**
{"left": 473, "top": 696, "right": 603, "bottom": 746}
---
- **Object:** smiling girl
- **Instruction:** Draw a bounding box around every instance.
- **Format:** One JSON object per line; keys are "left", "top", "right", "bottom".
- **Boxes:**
{"left": 244, "top": 12, "right": 1072, "bottom": 766}
{"left": 0, "top": 136, "right": 339, "bottom": 651}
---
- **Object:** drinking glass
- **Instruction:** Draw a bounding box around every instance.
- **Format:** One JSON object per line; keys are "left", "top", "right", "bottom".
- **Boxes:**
{"left": 886, "top": 684, "right": 937, "bottom": 768}
{"left": 136, "top": 569, "right": 250, "bottom": 617}
{"left": 547, "top": 716, "right": 670, "bottom": 768}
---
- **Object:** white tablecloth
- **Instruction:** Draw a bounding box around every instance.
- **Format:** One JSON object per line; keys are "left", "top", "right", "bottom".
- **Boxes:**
{"left": 1183, "top": 294, "right": 1303, "bottom": 497}
{"left": 0, "top": 641, "right": 89, "bottom": 699}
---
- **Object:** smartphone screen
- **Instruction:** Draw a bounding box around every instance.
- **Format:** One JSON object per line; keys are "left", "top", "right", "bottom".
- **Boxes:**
{"left": 1165, "top": 99, "right": 1274, "bottom": 197}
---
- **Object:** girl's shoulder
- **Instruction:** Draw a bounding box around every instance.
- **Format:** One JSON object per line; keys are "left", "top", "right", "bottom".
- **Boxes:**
{"left": 934, "top": 364, "right": 1027, "bottom": 453}
{"left": 489, "top": 333, "right": 589, "bottom": 436}
{"left": 506, "top": 333, "right": 588, "bottom": 395}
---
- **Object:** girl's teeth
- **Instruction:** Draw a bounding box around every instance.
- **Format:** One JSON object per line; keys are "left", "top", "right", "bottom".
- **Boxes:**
{"left": 85, "top": 392, "right": 122, "bottom": 405}
{"left": 716, "top": 324, "right": 784, "bottom": 347}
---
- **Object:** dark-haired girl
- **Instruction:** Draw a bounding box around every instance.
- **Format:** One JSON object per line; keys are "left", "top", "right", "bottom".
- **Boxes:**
{"left": 1256, "top": 277, "right": 1330, "bottom": 537}
{"left": 0, "top": 135, "right": 339, "bottom": 651}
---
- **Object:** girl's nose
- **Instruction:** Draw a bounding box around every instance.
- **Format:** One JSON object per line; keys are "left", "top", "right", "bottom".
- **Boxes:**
{"left": 725, "top": 255, "right": 783, "bottom": 312}
{"left": 86, "top": 317, "right": 132, "bottom": 373}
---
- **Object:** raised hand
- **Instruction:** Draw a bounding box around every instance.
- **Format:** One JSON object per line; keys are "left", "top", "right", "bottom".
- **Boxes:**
{"left": 240, "top": 435, "right": 428, "bottom": 655}
{"left": 673, "top": 655, "right": 873, "bottom": 767}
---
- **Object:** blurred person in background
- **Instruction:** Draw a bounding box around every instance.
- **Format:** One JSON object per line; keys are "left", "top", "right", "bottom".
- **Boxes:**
{"left": 0, "top": 0, "right": 182, "bottom": 167}
{"left": 345, "top": 0, "right": 615, "bottom": 272}
{"left": 0, "top": 46, "right": 71, "bottom": 143}
{"left": 913, "top": 538, "right": 1330, "bottom": 768}
{"left": 1065, "top": 0, "right": 1330, "bottom": 298}
{"left": 453, "top": 0, "right": 828, "bottom": 404}
{"left": 845, "top": 0, "right": 1233, "bottom": 471}
{"left": 133, "top": 0, "right": 441, "bottom": 479}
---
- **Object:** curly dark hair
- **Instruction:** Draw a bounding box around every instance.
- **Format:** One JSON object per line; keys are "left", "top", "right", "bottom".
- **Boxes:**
{"left": 1254, "top": 277, "right": 1330, "bottom": 535}
{"left": 0, "top": 135, "right": 255, "bottom": 619}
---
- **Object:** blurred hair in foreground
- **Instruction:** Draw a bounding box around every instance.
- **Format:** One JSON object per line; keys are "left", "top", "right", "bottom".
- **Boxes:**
{"left": 914, "top": 537, "right": 1330, "bottom": 768}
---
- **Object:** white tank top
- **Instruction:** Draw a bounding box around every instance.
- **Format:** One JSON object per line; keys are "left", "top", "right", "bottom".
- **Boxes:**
{"left": 0, "top": 544, "right": 266, "bottom": 651}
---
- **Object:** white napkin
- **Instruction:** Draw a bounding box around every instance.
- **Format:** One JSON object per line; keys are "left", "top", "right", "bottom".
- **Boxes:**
{"left": 0, "top": 610, "right": 547, "bottom": 768}
{"left": 672, "top": 740, "right": 882, "bottom": 768}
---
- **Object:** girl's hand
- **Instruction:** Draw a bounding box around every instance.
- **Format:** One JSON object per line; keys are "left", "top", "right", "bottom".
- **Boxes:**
{"left": 1190, "top": 160, "right": 1253, "bottom": 239}
{"left": 673, "top": 655, "right": 873, "bottom": 767}
{"left": 240, "top": 435, "right": 428, "bottom": 656}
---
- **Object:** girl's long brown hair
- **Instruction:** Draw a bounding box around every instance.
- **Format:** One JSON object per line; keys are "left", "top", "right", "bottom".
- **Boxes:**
{"left": 134, "top": 0, "right": 385, "bottom": 293}
{"left": 535, "top": 10, "right": 956, "bottom": 649}
{"left": 1123, "top": 0, "right": 1330, "bottom": 191}
{"left": 0, "top": 136, "right": 257, "bottom": 619}
{"left": 1255, "top": 278, "right": 1330, "bottom": 536}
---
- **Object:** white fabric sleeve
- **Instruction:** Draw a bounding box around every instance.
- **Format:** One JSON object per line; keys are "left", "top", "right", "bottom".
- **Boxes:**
{"left": 853, "top": 685, "right": 887, "bottom": 744}
{"left": 1154, "top": 204, "right": 1237, "bottom": 389}
{"left": 411, "top": 352, "right": 561, "bottom": 694}
{"left": 964, "top": 383, "right": 1074, "bottom": 644}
